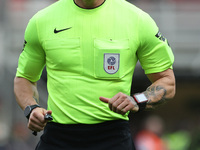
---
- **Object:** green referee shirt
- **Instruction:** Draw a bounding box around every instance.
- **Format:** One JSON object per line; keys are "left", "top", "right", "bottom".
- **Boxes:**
{"left": 16, "top": 0, "right": 174, "bottom": 124}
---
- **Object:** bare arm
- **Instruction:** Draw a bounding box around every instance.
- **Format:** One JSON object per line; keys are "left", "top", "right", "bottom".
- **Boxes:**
{"left": 99, "top": 69, "right": 176, "bottom": 114}
{"left": 14, "top": 77, "right": 39, "bottom": 110}
{"left": 14, "top": 76, "right": 51, "bottom": 132}
{"left": 145, "top": 68, "right": 176, "bottom": 109}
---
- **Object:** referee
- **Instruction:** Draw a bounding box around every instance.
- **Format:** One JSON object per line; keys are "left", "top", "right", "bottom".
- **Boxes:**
{"left": 14, "top": 0, "right": 176, "bottom": 150}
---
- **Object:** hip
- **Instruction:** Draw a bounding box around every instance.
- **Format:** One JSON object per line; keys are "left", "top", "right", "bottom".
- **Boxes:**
{"left": 36, "top": 119, "right": 135, "bottom": 150}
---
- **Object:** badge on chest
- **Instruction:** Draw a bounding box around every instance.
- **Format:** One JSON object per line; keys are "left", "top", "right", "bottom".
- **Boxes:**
{"left": 104, "top": 53, "right": 120, "bottom": 74}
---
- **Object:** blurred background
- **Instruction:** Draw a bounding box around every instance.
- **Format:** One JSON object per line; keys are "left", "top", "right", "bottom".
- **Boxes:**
{"left": 0, "top": 0, "right": 199, "bottom": 149}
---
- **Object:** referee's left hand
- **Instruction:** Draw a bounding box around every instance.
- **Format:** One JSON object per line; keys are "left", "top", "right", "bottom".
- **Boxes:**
{"left": 99, "top": 92, "right": 139, "bottom": 115}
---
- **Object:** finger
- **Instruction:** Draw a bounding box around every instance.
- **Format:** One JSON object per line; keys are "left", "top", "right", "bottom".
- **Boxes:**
{"left": 108, "top": 93, "right": 123, "bottom": 111}
{"left": 110, "top": 93, "right": 127, "bottom": 112}
{"left": 109, "top": 93, "right": 122, "bottom": 104}
{"left": 99, "top": 97, "right": 110, "bottom": 103}
{"left": 29, "top": 118, "right": 45, "bottom": 128}
{"left": 28, "top": 116, "right": 46, "bottom": 131}
{"left": 122, "top": 104, "right": 134, "bottom": 115}
{"left": 30, "top": 124, "right": 45, "bottom": 132}
{"left": 116, "top": 100, "right": 130, "bottom": 114}
{"left": 31, "top": 110, "right": 46, "bottom": 123}
{"left": 31, "top": 108, "right": 51, "bottom": 125}
{"left": 112, "top": 98, "right": 124, "bottom": 112}
{"left": 46, "top": 110, "right": 52, "bottom": 115}
{"left": 28, "top": 122, "right": 45, "bottom": 132}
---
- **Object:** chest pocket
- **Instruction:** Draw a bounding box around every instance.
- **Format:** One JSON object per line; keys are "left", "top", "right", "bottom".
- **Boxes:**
{"left": 94, "top": 39, "right": 130, "bottom": 79}
{"left": 44, "top": 38, "right": 82, "bottom": 76}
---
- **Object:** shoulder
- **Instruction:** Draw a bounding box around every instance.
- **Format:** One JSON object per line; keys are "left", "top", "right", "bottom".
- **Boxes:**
{"left": 112, "top": 0, "right": 147, "bottom": 15}
{"left": 31, "top": 0, "right": 65, "bottom": 22}
{"left": 110, "top": 0, "right": 153, "bottom": 23}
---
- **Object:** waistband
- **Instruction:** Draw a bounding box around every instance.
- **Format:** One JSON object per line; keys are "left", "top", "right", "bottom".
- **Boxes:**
{"left": 47, "top": 119, "right": 129, "bottom": 130}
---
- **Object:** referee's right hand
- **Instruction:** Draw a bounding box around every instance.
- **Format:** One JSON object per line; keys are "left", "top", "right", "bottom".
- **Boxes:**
{"left": 28, "top": 108, "right": 52, "bottom": 132}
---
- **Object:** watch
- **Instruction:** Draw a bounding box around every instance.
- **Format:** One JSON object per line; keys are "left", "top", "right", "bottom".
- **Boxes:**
{"left": 24, "top": 104, "right": 41, "bottom": 119}
{"left": 133, "top": 93, "right": 148, "bottom": 112}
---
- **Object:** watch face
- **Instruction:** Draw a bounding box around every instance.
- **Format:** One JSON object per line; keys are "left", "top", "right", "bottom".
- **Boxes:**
{"left": 24, "top": 105, "right": 40, "bottom": 119}
{"left": 134, "top": 93, "right": 148, "bottom": 103}
{"left": 24, "top": 106, "right": 31, "bottom": 117}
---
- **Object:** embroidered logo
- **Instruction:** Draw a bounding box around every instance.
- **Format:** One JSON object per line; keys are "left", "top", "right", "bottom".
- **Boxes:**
{"left": 22, "top": 40, "right": 27, "bottom": 51}
{"left": 54, "top": 27, "right": 72, "bottom": 34}
{"left": 155, "top": 31, "right": 170, "bottom": 46}
{"left": 104, "top": 53, "right": 120, "bottom": 74}
{"left": 155, "top": 31, "right": 166, "bottom": 42}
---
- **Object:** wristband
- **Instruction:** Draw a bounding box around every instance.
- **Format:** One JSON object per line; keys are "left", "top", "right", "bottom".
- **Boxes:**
{"left": 133, "top": 93, "right": 148, "bottom": 112}
{"left": 24, "top": 104, "right": 41, "bottom": 119}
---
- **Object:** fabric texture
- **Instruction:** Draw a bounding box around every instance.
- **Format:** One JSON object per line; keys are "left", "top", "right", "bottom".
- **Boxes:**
{"left": 35, "top": 120, "right": 136, "bottom": 150}
{"left": 16, "top": 0, "right": 174, "bottom": 124}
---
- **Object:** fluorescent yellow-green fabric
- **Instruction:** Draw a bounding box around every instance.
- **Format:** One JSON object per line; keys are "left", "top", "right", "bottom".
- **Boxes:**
{"left": 16, "top": 0, "right": 174, "bottom": 124}
{"left": 137, "top": 12, "right": 174, "bottom": 74}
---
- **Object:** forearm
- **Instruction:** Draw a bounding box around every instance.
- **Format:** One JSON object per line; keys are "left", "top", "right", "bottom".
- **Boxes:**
{"left": 144, "top": 72, "right": 176, "bottom": 109}
{"left": 99, "top": 69, "right": 175, "bottom": 114}
{"left": 14, "top": 77, "right": 39, "bottom": 110}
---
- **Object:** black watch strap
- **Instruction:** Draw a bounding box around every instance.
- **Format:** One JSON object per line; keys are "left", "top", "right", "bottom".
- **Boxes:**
{"left": 137, "top": 102, "right": 147, "bottom": 112}
{"left": 24, "top": 104, "right": 41, "bottom": 119}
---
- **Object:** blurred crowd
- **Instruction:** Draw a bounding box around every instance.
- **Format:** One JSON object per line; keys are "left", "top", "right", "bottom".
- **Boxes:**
{"left": 133, "top": 114, "right": 200, "bottom": 150}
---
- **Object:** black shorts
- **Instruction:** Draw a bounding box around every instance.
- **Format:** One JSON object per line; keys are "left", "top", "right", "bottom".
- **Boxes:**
{"left": 35, "top": 120, "right": 136, "bottom": 150}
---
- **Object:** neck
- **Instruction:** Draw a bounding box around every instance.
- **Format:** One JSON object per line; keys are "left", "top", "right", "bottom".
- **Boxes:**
{"left": 74, "top": 0, "right": 105, "bottom": 9}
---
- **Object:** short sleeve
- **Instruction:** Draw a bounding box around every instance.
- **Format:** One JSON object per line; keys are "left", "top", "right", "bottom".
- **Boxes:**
{"left": 16, "top": 16, "right": 45, "bottom": 82}
{"left": 137, "top": 12, "right": 174, "bottom": 74}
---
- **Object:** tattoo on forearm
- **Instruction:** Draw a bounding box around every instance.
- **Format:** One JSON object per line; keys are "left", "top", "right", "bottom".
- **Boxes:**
{"left": 127, "top": 96, "right": 138, "bottom": 107}
{"left": 33, "top": 96, "right": 39, "bottom": 103}
{"left": 145, "top": 85, "right": 167, "bottom": 107}
{"left": 127, "top": 95, "right": 139, "bottom": 112}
